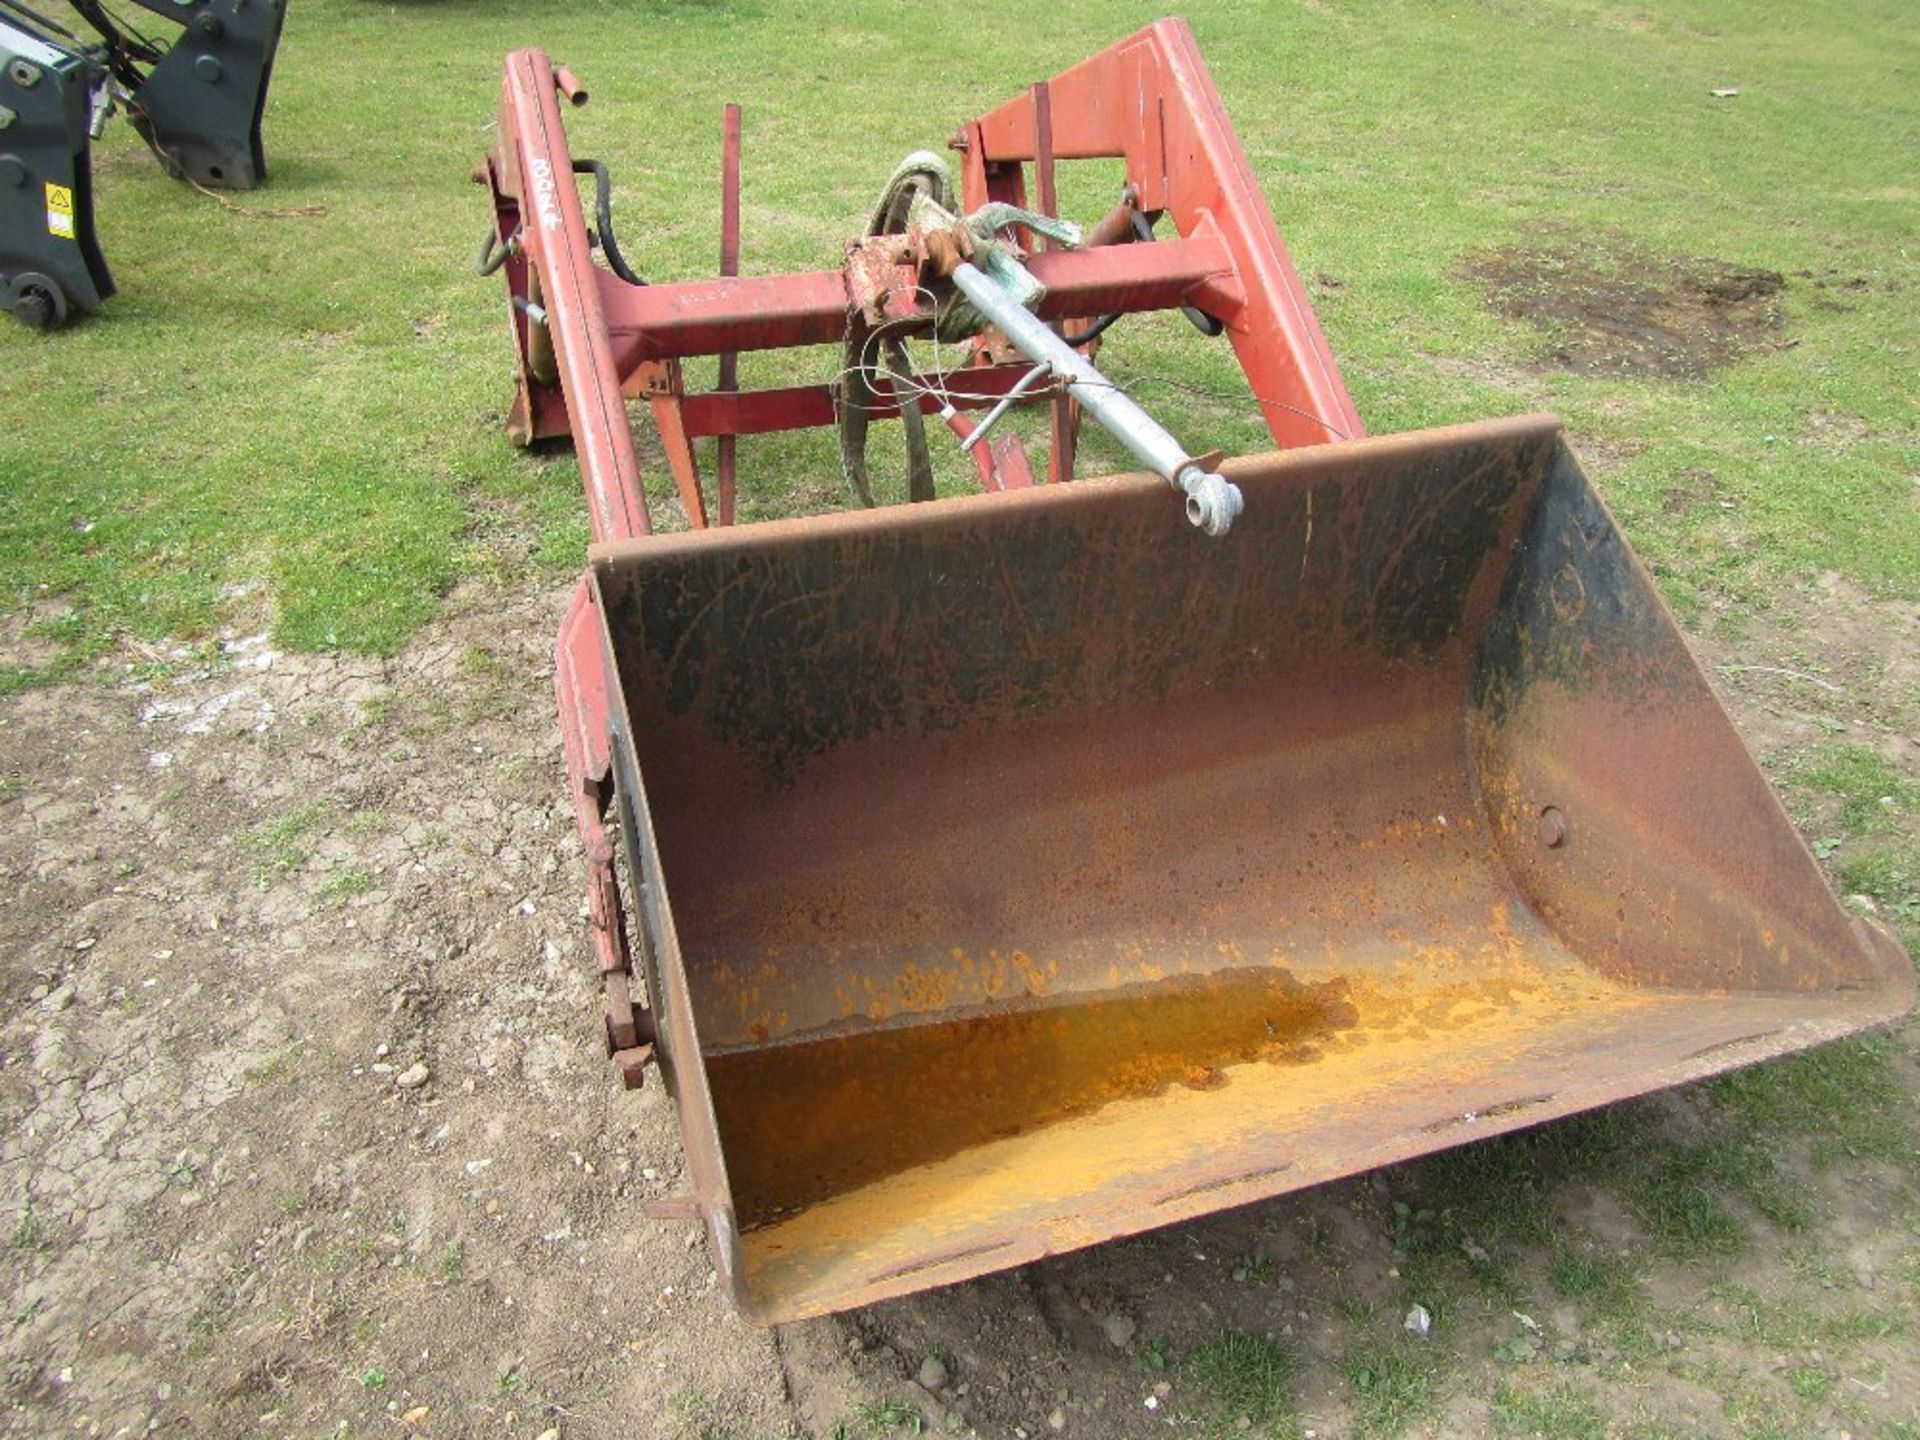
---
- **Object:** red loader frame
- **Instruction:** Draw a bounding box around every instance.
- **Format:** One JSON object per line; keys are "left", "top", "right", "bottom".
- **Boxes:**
{"left": 475, "top": 19, "right": 1364, "bottom": 1088}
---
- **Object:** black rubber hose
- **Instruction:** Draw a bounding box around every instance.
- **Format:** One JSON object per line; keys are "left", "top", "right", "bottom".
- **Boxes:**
{"left": 573, "top": 159, "right": 646, "bottom": 287}
{"left": 1052, "top": 199, "right": 1149, "bottom": 348}
{"left": 477, "top": 225, "right": 517, "bottom": 277}
{"left": 0, "top": 0, "right": 81, "bottom": 46}
{"left": 67, "top": 0, "right": 162, "bottom": 91}
{"left": 1104, "top": 204, "right": 1224, "bottom": 339}
{"left": 1060, "top": 310, "right": 1120, "bottom": 349}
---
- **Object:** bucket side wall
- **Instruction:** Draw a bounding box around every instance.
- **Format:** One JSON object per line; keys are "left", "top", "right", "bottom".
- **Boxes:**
{"left": 1467, "top": 440, "right": 1903, "bottom": 994}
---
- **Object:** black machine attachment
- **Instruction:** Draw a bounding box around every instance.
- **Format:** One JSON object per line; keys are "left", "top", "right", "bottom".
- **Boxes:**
{"left": 0, "top": 0, "right": 286, "bottom": 329}
{"left": 82, "top": 0, "right": 286, "bottom": 189}
{"left": 0, "top": 19, "right": 113, "bottom": 328}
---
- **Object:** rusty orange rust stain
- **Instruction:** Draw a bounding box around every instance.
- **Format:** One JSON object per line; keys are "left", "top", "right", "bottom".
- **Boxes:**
{"left": 705, "top": 961, "right": 1357, "bottom": 1232}
{"left": 708, "top": 890, "right": 1617, "bottom": 1239}
{"left": 731, "top": 940, "right": 1666, "bottom": 1320}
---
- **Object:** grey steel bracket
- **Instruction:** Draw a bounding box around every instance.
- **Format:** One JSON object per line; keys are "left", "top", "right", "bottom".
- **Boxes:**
{"left": 0, "top": 17, "right": 113, "bottom": 328}
{"left": 121, "top": 0, "right": 287, "bottom": 189}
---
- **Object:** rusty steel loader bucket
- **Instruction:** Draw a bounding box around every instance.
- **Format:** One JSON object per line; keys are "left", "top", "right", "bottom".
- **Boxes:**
{"left": 591, "top": 414, "right": 1913, "bottom": 1323}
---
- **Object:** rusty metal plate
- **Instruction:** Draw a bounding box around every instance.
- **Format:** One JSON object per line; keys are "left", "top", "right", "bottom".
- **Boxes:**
{"left": 588, "top": 414, "right": 1914, "bottom": 1323}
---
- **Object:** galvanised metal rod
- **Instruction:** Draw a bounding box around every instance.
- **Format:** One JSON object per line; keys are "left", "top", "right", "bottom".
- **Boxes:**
{"left": 959, "top": 362, "right": 1052, "bottom": 452}
{"left": 948, "top": 260, "right": 1243, "bottom": 536}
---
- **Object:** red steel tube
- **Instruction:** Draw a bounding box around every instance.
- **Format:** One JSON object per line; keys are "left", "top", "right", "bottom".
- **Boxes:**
{"left": 497, "top": 50, "right": 651, "bottom": 541}
{"left": 598, "top": 234, "right": 1235, "bottom": 371}
{"left": 716, "top": 103, "right": 742, "bottom": 526}
{"left": 552, "top": 66, "right": 590, "bottom": 108}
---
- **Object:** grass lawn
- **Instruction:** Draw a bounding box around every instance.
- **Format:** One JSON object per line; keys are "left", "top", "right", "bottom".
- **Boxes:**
{"left": 2, "top": 0, "right": 1914, "bottom": 680}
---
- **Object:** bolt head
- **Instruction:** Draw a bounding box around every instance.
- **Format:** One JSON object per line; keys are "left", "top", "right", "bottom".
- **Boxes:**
{"left": 1537, "top": 806, "right": 1569, "bottom": 848}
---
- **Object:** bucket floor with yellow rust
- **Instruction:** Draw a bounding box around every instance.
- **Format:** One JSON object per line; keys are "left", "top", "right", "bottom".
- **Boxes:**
{"left": 589, "top": 417, "right": 1914, "bottom": 1322}
{"left": 707, "top": 961, "right": 1359, "bottom": 1229}
{"left": 714, "top": 940, "right": 1867, "bottom": 1317}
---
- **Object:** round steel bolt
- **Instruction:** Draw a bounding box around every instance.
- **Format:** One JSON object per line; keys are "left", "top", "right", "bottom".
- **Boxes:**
{"left": 1537, "top": 806, "right": 1569, "bottom": 848}
{"left": 195, "top": 54, "right": 223, "bottom": 83}
{"left": 0, "top": 155, "right": 26, "bottom": 188}
{"left": 7, "top": 59, "right": 41, "bottom": 88}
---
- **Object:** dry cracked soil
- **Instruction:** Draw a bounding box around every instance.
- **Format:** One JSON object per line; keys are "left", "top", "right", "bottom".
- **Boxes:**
{"left": 2, "top": 568, "right": 1916, "bottom": 1440}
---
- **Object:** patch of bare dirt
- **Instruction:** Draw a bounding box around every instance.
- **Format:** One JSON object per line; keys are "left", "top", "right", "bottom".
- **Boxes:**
{"left": 1463, "top": 239, "right": 1788, "bottom": 378}
{"left": 0, "top": 584, "right": 789, "bottom": 1439}
{"left": 1795, "top": 267, "right": 1891, "bottom": 315}
{"left": 1, "top": 576, "right": 1914, "bottom": 1440}
{"left": 1697, "top": 571, "right": 1920, "bottom": 785}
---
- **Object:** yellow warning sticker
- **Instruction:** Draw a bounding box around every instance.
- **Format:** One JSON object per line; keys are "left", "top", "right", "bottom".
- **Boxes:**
{"left": 45, "top": 182, "right": 75, "bottom": 239}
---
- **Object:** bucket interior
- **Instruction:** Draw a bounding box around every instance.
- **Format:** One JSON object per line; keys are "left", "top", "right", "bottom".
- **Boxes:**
{"left": 591, "top": 416, "right": 1909, "bottom": 1322}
